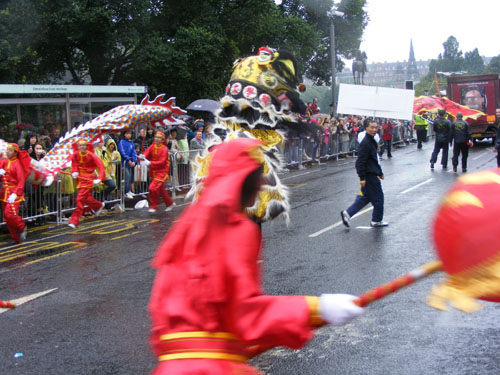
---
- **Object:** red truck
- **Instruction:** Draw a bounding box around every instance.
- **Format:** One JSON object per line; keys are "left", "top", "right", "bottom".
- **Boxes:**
{"left": 446, "top": 74, "right": 499, "bottom": 143}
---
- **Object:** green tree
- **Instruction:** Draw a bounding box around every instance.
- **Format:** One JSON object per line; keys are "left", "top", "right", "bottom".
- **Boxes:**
{"left": 280, "top": 0, "right": 368, "bottom": 85}
{"left": 0, "top": 0, "right": 368, "bottom": 106}
{"left": 416, "top": 36, "right": 467, "bottom": 96}
{"left": 427, "top": 36, "right": 464, "bottom": 74}
{"left": 464, "top": 48, "right": 484, "bottom": 74}
{"left": 486, "top": 55, "right": 500, "bottom": 74}
{"left": 300, "top": 85, "right": 334, "bottom": 114}
{"left": 0, "top": 0, "right": 46, "bottom": 83}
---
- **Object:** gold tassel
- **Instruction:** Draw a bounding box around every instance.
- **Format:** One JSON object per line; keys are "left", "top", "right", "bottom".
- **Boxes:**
{"left": 428, "top": 252, "right": 500, "bottom": 313}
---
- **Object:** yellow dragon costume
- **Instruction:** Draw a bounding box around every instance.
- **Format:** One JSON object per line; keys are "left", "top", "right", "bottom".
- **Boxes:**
{"left": 188, "top": 47, "right": 312, "bottom": 222}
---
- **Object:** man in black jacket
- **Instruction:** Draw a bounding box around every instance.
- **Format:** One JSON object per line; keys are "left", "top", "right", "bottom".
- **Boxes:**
{"left": 450, "top": 112, "right": 472, "bottom": 173}
{"left": 341, "top": 120, "right": 388, "bottom": 228}
{"left": 494, "top": 134, "right": 500, "bottom": 167}
{"left": 430, "top": 109, "right": 452, "bottom": 169}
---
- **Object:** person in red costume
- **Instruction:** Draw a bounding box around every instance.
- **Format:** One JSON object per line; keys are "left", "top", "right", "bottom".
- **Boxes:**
{"left": 68, "top": 139, "right": 106, "bottom": 229}
{"left": 0, "top": 143, "right": 29, "bottom": 243}
{"left": 149, "top": 138, "right": 364, "bottom": 374}
{"left": 140, "top": 131, "right": 175, "bottom": 213}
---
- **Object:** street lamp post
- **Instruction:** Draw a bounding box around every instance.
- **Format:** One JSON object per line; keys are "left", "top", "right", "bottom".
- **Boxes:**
{"left": 329, "top": 5, "right": 344, "bottom": 116}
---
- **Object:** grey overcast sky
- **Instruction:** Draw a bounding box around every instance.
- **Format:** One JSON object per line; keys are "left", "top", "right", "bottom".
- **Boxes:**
{"left": 360, "top": 0, "right": 500, "bottom": 63}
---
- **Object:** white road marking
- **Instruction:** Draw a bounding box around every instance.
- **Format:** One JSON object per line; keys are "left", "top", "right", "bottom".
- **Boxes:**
{"left": 472, "top": 151, "right": 490, "bottom": 160}
{"left": 400, "top": 178, "right": 433, "bottom": 195}
{"left": 356, "top": 226, "right": 373, "bottom": 229}
{"left": 0, "top": 288, "right": 58, "bottom": 314}
{"left": 309, "top": 206, "right": 373, "bottom": 238}
{"left": 281, "top": 169, "right": 321, "bottom": 181}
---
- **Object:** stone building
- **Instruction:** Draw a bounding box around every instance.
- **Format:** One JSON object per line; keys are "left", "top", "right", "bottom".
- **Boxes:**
{"left": 338, "top": 40, "right": 429, "bottom": 88}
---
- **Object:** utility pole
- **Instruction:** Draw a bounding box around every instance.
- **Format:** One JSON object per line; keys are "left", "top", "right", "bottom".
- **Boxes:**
{"left": 330, "top": 20, "right": 336, "bottom": 116}
{"left": 329, "top": 5, "right": 344, "bottom": 116}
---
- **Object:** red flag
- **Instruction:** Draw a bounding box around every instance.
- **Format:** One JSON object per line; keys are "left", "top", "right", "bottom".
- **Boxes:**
{"left": 413, "top": 96, "right": 484, "bottom": 120}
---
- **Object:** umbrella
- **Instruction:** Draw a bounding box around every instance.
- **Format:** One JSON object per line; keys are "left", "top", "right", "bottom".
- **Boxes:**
{"left": 165, "top": 125, "right": 188, "bottom": 140}
{"left": 413, "top": 96, "right": 485, "bottom": 120}
{"left": 186, "top": 99, "right": 220, "bottom": 113}
{"left": 163, "top": 118, "right": 186, "bottom": 126}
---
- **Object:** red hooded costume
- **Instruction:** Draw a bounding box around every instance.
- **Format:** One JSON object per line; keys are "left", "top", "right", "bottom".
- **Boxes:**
{"left": 0, "top": 143, "right": 29, "bottom": 242}
{"left": 68, "top": 139, "right": 106, "bottom": 226}
{"left": 143, "top": 132, "right": 173, "bottom": 210}
{"left": 149, "top": 138, "right": 323, "bottom": 374}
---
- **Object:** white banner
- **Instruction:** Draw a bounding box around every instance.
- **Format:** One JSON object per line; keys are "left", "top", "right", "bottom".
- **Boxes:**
{"left": 337, "top": 84, "right": 415, "bottom": 121}
{"left": 0, "top": 84, "right": 147, "bottom": 95}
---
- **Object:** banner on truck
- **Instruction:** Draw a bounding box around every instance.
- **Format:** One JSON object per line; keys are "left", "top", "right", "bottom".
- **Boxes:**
{"left": 337, "top": 84, "right": 414, "bottom": 121}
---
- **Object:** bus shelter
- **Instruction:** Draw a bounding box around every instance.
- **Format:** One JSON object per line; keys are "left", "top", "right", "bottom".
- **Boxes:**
{"left": 0, "top": 84, "right": 147, "bottom": 145}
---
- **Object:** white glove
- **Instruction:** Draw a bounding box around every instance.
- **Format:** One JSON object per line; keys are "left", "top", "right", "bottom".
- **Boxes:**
{"left": 43, "top": 175, "right": 54, "bottom": 187}
{"left": 140, "top": 159, "right": 150, "bottom": 167}
{"left": 72, "top": 172, "right": 79, "bottom": 179}
{"left": 0, "top": 169, "right": 5, "bottom": 176}
{"left": 319, "top": 294, "right": 364, "bottom": 326}
{"left": 138, "top": 154, "right": 146, "bottom": 160}
{"left": 7, "top": 193, "right": 17, "bottom": 204}
{"left": 93, "top": 179, "right": 101, "bottom": 186}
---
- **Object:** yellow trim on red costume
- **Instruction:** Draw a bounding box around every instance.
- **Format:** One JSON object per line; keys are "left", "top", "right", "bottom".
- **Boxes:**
{"left": 305, "top": 296, "right": 326, "bottom": 327}
{"left": 158, "top": 351, "right": 247, "bottom": 362}
{"left": 160, "top": 331, "right": 238, "bottom": 341}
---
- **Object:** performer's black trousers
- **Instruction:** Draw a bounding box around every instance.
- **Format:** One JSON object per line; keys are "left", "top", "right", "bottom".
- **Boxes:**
{"left": 430, "top": 141, "right": 449, "bottom": 167}
{"left": 416, "top": 128, "right": 427, "bottom": 149}
{"left": 452, "top": 142, "right": 469, "bottom": 170}
{"left": 346, "top": 175, "right": 384, "bottom": 222}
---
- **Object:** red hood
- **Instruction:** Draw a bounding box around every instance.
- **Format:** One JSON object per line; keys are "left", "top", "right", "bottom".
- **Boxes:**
{"left": 151, "top": 138, "right": 263, "bottom": 305}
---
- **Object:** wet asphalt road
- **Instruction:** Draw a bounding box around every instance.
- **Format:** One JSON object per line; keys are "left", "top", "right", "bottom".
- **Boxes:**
{"left": 1, "top": 140, "right": 499, "bottom": 375}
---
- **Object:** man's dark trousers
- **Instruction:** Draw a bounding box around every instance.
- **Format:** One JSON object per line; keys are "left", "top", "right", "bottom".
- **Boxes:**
{"left": 416, "top": 128, "right": 427, "bottom": 149}
{"left": 430, "top": 141, "right": 449, "bottom": 167}
{"left": 452, "top": 143, "right": 469, "bottom": 170}
{"left": 346, "top": 175, "right": 384, "bottom": 222}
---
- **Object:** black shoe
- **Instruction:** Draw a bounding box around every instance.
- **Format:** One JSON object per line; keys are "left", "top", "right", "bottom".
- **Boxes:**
{"left": 370, "top": 221, "right": 389, "bottom": 227}
{"left": 453, "top": 167, "right": 457, "bottom": 173}
{"left": 430, "top": 163, "right": 434, "bottom": 169}
{"left": 340, "top": 210, "right": 351, "bottom": 228}
{"left": 462, "top": 169, "right": 467, "bottom": 173}
{"left": 442, "top": 166, "right": 448, "bottom": 170}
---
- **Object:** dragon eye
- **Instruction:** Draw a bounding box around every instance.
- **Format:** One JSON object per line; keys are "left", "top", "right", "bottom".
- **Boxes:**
{"left": 258, "top": 46, "right": 275, "bottom": 63}
{"left": 261, "top": 72, "right": 278, "bottom": 89}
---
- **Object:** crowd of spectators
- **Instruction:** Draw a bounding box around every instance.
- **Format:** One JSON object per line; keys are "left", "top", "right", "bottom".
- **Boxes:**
{"left": 1, "top": 103, "right": 426, "bottom": 224}
{"left": 0, "top": 113, "right": 215, "bottom": 223}
{"left": 285, "top": 97, "right": 416, "bottom": 167}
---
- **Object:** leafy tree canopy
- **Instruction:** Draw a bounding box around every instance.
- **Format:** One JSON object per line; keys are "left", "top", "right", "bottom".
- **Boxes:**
{"left": 415, "top": 36, "right": 491, "bottom": 96}
{"left": 0, "top": 0, "right": 368, "bottom": 106}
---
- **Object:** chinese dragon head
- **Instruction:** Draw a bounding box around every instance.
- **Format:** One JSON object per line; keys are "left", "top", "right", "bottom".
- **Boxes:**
{"left": 189, "top": 47, "right": 311, "bottom": 223}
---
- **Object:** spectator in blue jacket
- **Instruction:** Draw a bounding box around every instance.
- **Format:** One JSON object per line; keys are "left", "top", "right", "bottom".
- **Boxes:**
{"left": 118, "top": 129, "right": 137, "bottom": 199}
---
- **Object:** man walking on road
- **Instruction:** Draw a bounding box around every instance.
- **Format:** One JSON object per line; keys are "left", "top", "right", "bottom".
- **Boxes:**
{"left": 341, "top": 120, "right": 388, "bottom": 228}
{"left": 429, "top": 109, "right": 452, "bottom": 170}
{"left": 450, "top": 112, "right": 472, "bottom": 173}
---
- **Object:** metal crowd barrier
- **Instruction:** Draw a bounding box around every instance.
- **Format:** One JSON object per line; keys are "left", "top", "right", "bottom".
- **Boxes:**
{"left": 169, "top": 149, "right": 203, "bottom": 198}
{"left": 283, "top": 132, "right": 357, "bottom": 169}
{"left": 0, "top": 166, "right": 125, "bottom": 228}
{"left": 0, "top": 128, "right": 431, "bottom": 230}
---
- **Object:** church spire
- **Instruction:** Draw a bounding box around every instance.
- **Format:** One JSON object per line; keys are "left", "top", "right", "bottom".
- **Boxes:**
{"left": 407, "top": 39, "right": 418, "bottom": 79}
